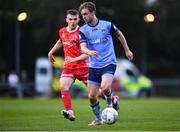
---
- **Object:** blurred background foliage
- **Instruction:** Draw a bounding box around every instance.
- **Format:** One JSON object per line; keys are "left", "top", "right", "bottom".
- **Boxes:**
{"left": 0, "top": 0, "right": 180, "bottom": 80}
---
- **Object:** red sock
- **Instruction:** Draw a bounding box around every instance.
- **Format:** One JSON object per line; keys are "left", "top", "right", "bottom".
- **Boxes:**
{"left": 61, "top": 91, "right": 72, "bottom": 111}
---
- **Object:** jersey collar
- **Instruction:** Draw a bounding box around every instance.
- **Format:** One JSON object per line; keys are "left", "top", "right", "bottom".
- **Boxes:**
{"left": 66, "top": 26, "right": 79, "bottom": 33}
{"left": 88, "top": 19, "right": 99, "bottom": 27}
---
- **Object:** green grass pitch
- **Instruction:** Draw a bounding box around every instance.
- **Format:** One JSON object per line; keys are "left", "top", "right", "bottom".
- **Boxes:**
{"left": 0, "top": 98, "right": 180, "bottom": 131}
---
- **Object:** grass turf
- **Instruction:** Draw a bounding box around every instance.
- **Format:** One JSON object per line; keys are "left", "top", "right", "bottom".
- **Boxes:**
{"left": 0, "top": 98, "right": 180, "bottom": 131}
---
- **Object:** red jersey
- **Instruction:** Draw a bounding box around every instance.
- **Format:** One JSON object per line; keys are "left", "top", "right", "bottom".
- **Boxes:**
{"left": 59, "top": 26, "right": 88, "bottom": 69}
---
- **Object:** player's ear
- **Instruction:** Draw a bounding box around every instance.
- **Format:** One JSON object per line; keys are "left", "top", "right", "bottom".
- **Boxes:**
{"left": 77, "top": 16, "right": 80, "bottom": 23}
{"left": 66, "top": 17, "right": 68, "bottom": 23}
{"left": 92, "top": 10, "right": 96, "bottom": 15}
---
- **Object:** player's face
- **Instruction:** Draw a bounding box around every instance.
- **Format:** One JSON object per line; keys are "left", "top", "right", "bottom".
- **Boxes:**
{"left": 81, "top": 8, "right": 94, "bottom": 24}
{"left": 66, "top": 14, "right": 80, "bottom": 30}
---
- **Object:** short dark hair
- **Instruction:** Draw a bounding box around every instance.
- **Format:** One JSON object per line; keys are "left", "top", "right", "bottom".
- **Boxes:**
{"left": 66, "top": 9, "right": 79, "bottom": 16}
{"left": 79, "top": 2, "right": 96, "bottom": 13}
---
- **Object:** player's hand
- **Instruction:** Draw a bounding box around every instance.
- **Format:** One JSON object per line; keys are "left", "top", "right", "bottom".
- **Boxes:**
{"left": 48, "top": 52, "right": 55, "bottom": 64}
{"left": 125, "top": 50, "right": 133, "bottom": 61}
{"left": 65, "top": 57, "right": 76, "bottom": 64}
{"left": 88, "top": 50, "right": 99, "bottom": 57}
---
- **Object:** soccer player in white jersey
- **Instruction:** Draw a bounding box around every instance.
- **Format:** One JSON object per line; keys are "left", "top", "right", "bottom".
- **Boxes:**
{"left": 79, "top": 2, "right": 133, "bottom": 126}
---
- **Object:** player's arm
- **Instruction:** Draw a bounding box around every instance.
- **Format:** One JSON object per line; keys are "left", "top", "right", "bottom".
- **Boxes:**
{"left": 111, "top": 24, "right": 133, "bottom": 61}
{"left": 65, "top": 54, "right": 88, "bottom": 64}
{"left": 116, "top": 31, "right": 133, "bottom": 60}
{"left": 48, "top": 39, "right": 62, "bottom": 64}
{"left": 80, "top": 43, "right": 97, "bottom": 57}
{"left": 79, "top": 31, "right": 98, "bottom": 57}
{"left": 73, "top": 53, "right": 89, "bottom": 61}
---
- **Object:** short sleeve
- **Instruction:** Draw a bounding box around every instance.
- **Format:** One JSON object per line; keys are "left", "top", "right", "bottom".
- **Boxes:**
{"left": 110, "top": 23, "right": 120, "bottom": 36}
{"left": 79, "top": 31, "right": 87, "bottom": 44}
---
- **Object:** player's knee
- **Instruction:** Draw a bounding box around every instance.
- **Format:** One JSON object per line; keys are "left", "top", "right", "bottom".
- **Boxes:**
{"left": 60, "top": 82, "right": 71, "bottom": 91}
{"left": 101, "top": 85, "right": 111, "bottom": 91}
{"left": 60, "top": 89, "right": 69, "bottom": 93}
{"left": 101, "top": 83, "right": 111, "bottom": 90}
{"left": 88, "top": 94, "right": 97, "bottom": 101}
{"left": 60, "top": 86, "right": 70, "bottom": 91}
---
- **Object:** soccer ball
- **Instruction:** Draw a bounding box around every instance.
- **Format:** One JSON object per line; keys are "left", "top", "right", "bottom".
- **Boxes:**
{"left": 101, "top": 107, "right": 118, "bottom": 124}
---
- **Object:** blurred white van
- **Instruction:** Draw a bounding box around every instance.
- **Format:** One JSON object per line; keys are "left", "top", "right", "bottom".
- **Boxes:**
{"left": 35, "top": 57, "right": 52, "bottom": 97}
{"left": 114, "top": 58, "right": 152, "bottom": 98}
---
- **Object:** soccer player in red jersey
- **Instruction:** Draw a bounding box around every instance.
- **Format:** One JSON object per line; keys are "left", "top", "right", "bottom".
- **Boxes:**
{"left": 48, "top": 9, "right": 88, "bottom": 121}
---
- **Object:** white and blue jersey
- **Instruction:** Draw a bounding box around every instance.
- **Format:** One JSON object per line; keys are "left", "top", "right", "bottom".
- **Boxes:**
{"left": 79, "top": 20, "right": 120, "bottom": 68}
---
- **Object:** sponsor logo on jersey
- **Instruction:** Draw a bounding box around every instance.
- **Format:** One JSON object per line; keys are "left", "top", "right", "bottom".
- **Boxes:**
{"left": 90, "top": 37, "right": 108, "bottom": 44}
{"left": 63, "top": 41, "right": 76, "bottom": 46}
{"left": 90, "top": 39, "right": 101, "bottom": 44}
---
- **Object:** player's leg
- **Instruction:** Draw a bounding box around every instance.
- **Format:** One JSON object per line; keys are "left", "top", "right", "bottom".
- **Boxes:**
{"left": 98, "top": 87, "right": 120, "bottom": 112}
{"left": 80, "top": 65, "right": 120, "bottom": 112}
{"left": 87, "top": 67, "right": 103, "bottom": 126}
{"left": 60, "top": 77, "right": 75, "bottom": 121}
{"left": 78, "top": 67, "right": 107, "bottom": 100}
{"left": 101, "top": 75, "right": 114, "bottom": 107}
{"left": 88, "top": 83, "right": 103, "bottom": 126}
{"left": 78, "top": 67, "right": 113, "bottom": 102}
{"left": 76, "top": 67, "right": 88, "bottom": 86}
{"left": 98, "top": 88, "right": 105, "bottom": 99}
{"left": 98, "top": 87, "right": 120, "bottom": 111}
{"left": 78, "top": 68, "right": 112, "bottom": 121}
{"left": 101, "top": 64, "right": 119, "bottom": 111}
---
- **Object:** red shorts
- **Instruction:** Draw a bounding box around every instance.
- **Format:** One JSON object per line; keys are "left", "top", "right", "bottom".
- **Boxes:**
{"left": 61, "top": 67, "right": 88, "bottom": 84}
